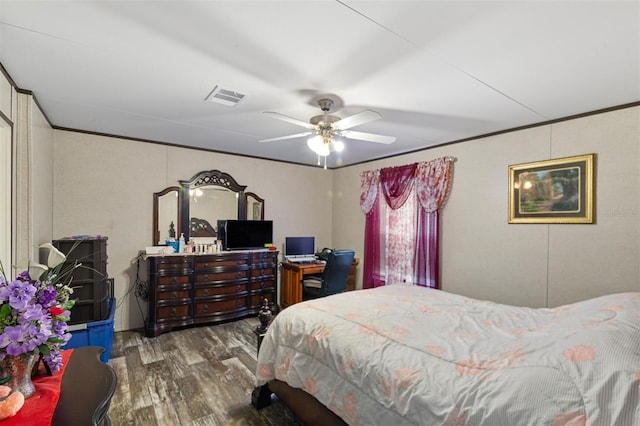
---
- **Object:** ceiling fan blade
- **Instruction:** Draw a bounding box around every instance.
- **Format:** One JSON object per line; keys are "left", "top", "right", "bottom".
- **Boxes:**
{"left": 333, "top": 110, "right": 382, "bottom": 131}
{"left": 341, "top": 130, "right": 396, "bottom": 144}
{"left": 263, "top": 111, "right": 316, "bottom": 130}
{"left": 259, "top": 131, "right": 313, "bottom": 143}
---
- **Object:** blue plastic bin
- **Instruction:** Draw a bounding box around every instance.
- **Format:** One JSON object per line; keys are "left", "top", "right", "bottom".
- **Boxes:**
{"left": 64, "top": 297, "right": 116, "bottom": 363}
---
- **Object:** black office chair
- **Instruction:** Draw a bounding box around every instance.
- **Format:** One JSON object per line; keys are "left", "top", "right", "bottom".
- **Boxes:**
{"left": 302, "top": 250, "right": 355, "bottom": 300}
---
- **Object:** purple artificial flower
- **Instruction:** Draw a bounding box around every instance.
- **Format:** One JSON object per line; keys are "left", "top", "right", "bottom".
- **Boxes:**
{"left": 43, "top": 350, "right": 63, "bottom": 372}
{"left": 37, "top": 285, "right": 57, "bottom": 308}
{"left": 15, "top": 271, "right": 31, "bottom": 282}
{"left": 0, "top": 325, "right": 29, "bottom": 355}
{"left": 60, "top": 331, "right": 71, "bottom": 344}
{"left": 51, "top": 319, "right": 67, "bottom": 336}
{"left": 29, "top": 318, "right": 51, "bottom": 341}
{"left": 17, "top": 320, "right": 49, "bottom": 352}
{"left": 0, "top": 260, "right": 75, "bottom": 372}
{"left": 0, "top": 325, "right": 24, "bottom": 347}
{"left": 20, "top": 303, "right": 47, "bottom": 322}
{"left": 6, "top": 279, "right": 37, "bottom": 310}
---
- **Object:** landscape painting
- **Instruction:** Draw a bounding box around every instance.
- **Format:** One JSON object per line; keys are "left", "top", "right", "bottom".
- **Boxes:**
{"left": 508, "top": 154, "right": 595, "bottom": 224}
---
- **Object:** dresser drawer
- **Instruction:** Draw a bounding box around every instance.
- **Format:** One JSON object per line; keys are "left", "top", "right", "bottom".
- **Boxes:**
{"left": 195, "top": 284, "right": 247, "bottom": 298}
{"left": 157, "top": 304, "right": 190, "bottom": 320}
{"left": 195, "top": 257, "right": 248, "bottom": 269}
{"left": 195, "top": 298, "right": 246, "bottom": 316}
{"left": 157, "top": 289, "right": 190, "bottom": 301}
{"left": 251, "top": 251, "right": 277, "bottom": 261}
{"left": 252, "top": 266, "right": 276, "bottom": 277}
{"left": 157, "top": 275, "right": 190, "bottom": 286}
{"left": 195, "top": 270, "right": 247, "bottom": 283}
{"left": 251, "top": 280, "right": 274, "bottom": 291}
{"left": 154, "top": 257, "right": 192, "bottom": 272}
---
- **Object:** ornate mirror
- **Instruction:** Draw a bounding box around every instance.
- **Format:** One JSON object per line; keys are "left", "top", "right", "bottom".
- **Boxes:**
{"left": 153, "top": 186, "right": 181, "bottom": 245}
{"left": 245, "top": 192, "right": 265, "bottom": 220}
{"left": 179, "top": 170, "right": 247, "bottom": 241}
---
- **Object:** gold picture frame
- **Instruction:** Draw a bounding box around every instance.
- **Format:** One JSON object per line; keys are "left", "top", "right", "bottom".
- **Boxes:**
{"left": 508, "top": 154, "right": 595, "bottom": 224}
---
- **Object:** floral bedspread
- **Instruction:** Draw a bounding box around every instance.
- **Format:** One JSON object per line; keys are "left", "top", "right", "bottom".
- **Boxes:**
{"left": 256, "top": 284, "right": 640, "bottom": 425}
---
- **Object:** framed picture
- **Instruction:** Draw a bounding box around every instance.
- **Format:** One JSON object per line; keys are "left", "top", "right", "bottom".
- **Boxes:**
{"left": 508, "top": 153, "right": 595, "bottom": 224}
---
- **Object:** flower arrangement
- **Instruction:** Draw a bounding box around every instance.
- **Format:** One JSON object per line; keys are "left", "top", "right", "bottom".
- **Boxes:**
{"left": 0, "top": 243, "right": 78, "bottom": 373}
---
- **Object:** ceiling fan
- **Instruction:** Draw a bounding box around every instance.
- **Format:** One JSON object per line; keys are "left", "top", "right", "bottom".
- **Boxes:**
{"left": 260, "top": 98, "right": 395, "bottom": 167}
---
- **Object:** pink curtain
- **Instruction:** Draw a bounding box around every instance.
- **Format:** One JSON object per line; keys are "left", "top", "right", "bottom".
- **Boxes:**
{"left": 413, "top": 158, "right": 453, "bottom": 287}
{"left": 360, "top": 157, "right": 453, "bottom": 289}
{"left": 360, "top": 170, "right": 383, "bottom": 287}
{"left": 379, "top": 164, "right": 416, "bottom": 209}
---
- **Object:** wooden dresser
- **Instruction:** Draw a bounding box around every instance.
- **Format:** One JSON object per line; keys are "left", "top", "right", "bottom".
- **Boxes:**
{"left": 145, "top": 250, "right": 278, "bottom": 337}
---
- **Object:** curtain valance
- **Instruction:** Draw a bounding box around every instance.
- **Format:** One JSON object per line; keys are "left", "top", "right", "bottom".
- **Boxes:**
{"left": 360, "top": 157, "right": 453, "bottom": 214}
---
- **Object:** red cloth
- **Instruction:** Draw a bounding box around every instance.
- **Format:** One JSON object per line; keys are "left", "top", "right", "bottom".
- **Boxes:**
{"left": 2, "top": 349, "right": 73, "bottom": 426}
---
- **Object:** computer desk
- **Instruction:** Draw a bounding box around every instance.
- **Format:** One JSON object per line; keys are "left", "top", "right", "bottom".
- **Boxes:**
{"left": 280, "top": 259, "right": 358, "bottom": 309}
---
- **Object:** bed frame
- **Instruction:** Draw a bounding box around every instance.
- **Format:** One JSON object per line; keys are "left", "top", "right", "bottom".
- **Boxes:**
{"left": 252, "top": 381, "right": 347, "bottom": 426}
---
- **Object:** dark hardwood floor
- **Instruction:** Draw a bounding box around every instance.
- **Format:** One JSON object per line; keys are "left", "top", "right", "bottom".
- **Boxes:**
{"left": 107, "top": 317, "right": 302, "bottom": 425}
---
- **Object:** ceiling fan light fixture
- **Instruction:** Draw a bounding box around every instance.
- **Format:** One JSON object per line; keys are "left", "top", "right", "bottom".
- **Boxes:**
{"left": 307, "top": 136, "right": 330, "bottom": 156}
{"left": 307, "top": 135, "right": 321, "bottom": 151}
{"left": 317, "top": 144, "right": 331, "bottom": 157}
{"left": 263, "top": 97, "right": 395, "bottom": 166}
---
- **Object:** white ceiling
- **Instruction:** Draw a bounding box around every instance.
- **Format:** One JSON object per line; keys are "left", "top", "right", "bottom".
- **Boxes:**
{"left": 1, "top": 1, "right": 638, "bottom": 168}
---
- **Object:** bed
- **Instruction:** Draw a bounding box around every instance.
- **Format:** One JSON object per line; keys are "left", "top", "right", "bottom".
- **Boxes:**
{"left": 254, "top": 284, "right": 640, "bottom": 425}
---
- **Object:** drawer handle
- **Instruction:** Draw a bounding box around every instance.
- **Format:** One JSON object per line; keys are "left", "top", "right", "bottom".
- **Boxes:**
{"left": 203, "top": 304, "right": 209, "bottom": 313}
{"left": 236, "top": 272, "right": 243, "bottom": 279}
{"left": 237, "top": 285, "right": 241, "bottom": 291}
{"left": 236, "top": 300, "right": 242, "bottom": 307}
{"left": 171, "top": 291, "right": 177, "bottom": 299}
{"left": 171, "top": 277, "right": 178, "bottom": 284}
{"left": 260, "top": 282, "right": 265, "bottom": 289}
{"left": 204, "top": 274, "right": 209, "bottom": 281}
{"left": 203, "top": 289, "right": 209, "bottom": 296}
{"left": 170, "top": 308, "right": 177, "bottom": 317}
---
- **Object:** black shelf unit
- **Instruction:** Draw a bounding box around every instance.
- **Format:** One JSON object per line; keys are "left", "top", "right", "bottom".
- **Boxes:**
{"left": 52, "top": 237, "right": 109, "bottom": 324}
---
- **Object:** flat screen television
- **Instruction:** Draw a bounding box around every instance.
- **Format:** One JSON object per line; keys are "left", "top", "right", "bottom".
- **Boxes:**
{"left": 285, "top": 237, "right": 315, "bottom": 257}
{"left": 217, "top": 220, "right": 273, "bottom": 250}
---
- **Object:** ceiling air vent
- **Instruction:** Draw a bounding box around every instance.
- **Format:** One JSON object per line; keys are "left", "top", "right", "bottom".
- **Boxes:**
{"left": 205, "top": 86, "right": 246, "bottom": 106}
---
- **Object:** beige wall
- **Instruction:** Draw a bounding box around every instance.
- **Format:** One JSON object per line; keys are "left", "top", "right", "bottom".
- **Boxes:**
{"left": 334, "top": 106, "right": 640, "bottom": 308}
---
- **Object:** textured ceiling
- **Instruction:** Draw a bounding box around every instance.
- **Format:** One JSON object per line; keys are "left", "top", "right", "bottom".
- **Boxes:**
{"left": 1, "top": 1, "right": 638, "bottom": 168}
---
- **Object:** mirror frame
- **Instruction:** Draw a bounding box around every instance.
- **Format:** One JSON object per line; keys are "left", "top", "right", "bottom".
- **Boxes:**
{"left": 153, "top": 186, "right": 181, "bottom": 246}
{"left": 179, "top": 170, "right": 247, "bottom": 241}
{"left": 245, "top": 192, "right": 265, "bottom": 220}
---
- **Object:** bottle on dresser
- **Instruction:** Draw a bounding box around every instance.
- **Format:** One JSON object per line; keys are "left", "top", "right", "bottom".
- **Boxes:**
{"left": 178, "top": 233, "right": 186, "bottom": 253}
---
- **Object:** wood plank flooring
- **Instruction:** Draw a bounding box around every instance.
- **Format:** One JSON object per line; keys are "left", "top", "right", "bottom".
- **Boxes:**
{"left": 107, "top": 317, "right": 302, "bottom": 425}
